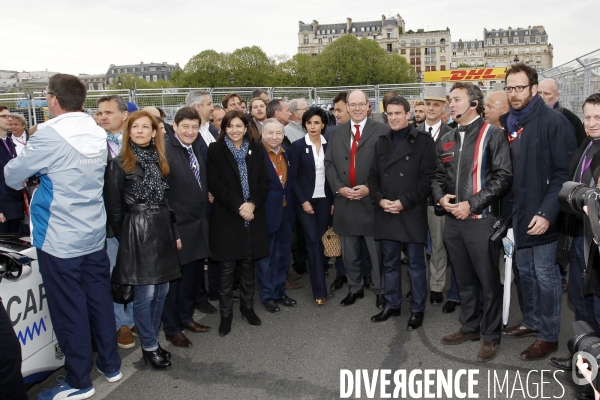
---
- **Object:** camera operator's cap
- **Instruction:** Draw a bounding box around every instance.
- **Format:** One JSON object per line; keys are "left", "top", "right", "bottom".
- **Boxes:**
{"left": 126, "top": 102, "right": 138, "bottom": 113}
{"left": 423, "top": 86, "right": 447, "bottom": 102}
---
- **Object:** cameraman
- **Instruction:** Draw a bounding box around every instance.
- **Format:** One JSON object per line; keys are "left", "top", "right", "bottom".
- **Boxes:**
{"left": 551, "top": 93, "right": 600, "bottom": 400}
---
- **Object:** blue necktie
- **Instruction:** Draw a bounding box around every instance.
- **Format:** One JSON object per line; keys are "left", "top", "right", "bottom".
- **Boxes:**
{"left": 187, "top": 147, "right": 202, "bottom": 190}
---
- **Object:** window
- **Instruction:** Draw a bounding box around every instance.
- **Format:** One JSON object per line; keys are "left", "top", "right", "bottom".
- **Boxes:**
{"left": 138, "top": 75, "right": 143, "bottom": 79}
{"left": 431, "top": 39, "right": 436, "bottom": 44}
{"left": 318, "top": 48, "right": 322, "bottom": 53}
{"left": 440, "top": 56, "right": 446, "bottom": 61}
{"left": 495, "top": 48, "right": 499, "bottom": 55}
{"left": 487, "top": 40, "right": 492, "bottom": 46}
{"left": 526, "top": 56, "right": 530, "bottom": 62}
{"left": 463, "top": 51, "right": 467, "bottom": 56}
{"left": 387, "top": 29, "right": 392, "bottom": 38}
{"left": 426, "top": 39, "right": 430, "bottom": 44}
{"left": 471, "top": 60, "right": 476, "bottom": 66}
{"left": 514, "top": 48, "right": 519, "bottom": 55}
{"left": 387, "top": 44, "right": 392, "bottom": 52}
{"left": 145, "top": 76, "right": 150, "bottom": 82}
{"left": 503, "top": 48, "right": 507, "bottom": 55}
{"left": 536, "top": 56, "right": 541, "bottom": 62}
{"left": 536, "top": 37, "right": 541, "bottom": 44}
{"left": 303, "top": 35, "right": 309, "bottom": 44}
{"left": 152, "top": 75, "right": 158, "bottom": 82}
{"left": 536, "top": 46, "right": 541, "bottom": 53}
{"left": 503, "top": 58, "right": 508, "bottom": 63}
{"left": 524, "top": 38, "right": 529, "bottom": 44}
{"left": 117, "top": 69, "right": 121, "bottom": 73}
{"left": 425, "top": 47, "right": 436, "bottom": 55}
{"left": 360, "top": 27, "right": 365, "bottom": 32}
{"left": 329, "top": 37, "right": 332, "bottom": 43}
{"left": 440, "top": 46, "right": 446, "bottom": 53}
{"left": 495, "top": 58, "right": 500, "bottom": 63}
{"left": 525, "top": 47, "right": 530, "bottom": 54}
{"left": 318, "top": 38, "right": 322, "bottom": 44}
{"left": 401, "top": 40, "right": 406, "bottom": 46}
{"left": 132, "top": 67, "right": 136, "bottom": 72}
{"left": 416, "top": 39, "right": 420, "bottom": 45}
{"left": 302, "top": 49, "right": 308, "bottom": 54}
{"left": 401, "top": 49, "right": 406, "bottom": 54}
{"left": 351, "top": 27, "right": 356, "bottom": 32}
{"left": 150, "top": 66, "right": 157, "bottom": 71}
{"left": 341, "top": 28, "right": 345, "bottom": 33}
{"left": 411, "top": 39, "right": 415, "bottom": 45}
{"left": 111, "top": 69, "right": 115, "bottom": 74}
{"left": 333, "top": 29, "right": 336, "bottom": 33}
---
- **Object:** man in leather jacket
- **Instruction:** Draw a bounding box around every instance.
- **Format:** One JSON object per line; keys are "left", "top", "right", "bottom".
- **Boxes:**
{"left": 431, "top": 82, "right": 512, "bottom": 362}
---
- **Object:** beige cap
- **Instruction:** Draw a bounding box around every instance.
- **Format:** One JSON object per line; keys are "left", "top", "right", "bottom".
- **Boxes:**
{"left": 423, "top": 86, "right": 447, "bottom": 102}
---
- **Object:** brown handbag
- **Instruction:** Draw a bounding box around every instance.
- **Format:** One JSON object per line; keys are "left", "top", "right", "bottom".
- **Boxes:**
{"left": 322, "top": 225, "right": 341, "bottom": 258}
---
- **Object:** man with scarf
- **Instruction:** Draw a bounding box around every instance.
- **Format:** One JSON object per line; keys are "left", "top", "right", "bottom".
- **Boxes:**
{"left": 500, "top": 64, "right": 576, "bottom": 361}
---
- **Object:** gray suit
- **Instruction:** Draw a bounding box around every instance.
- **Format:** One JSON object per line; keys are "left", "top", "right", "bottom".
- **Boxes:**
{"left": 325, "top": 118, "right": 388, "bottom": 294}
{"left": 418, "top": 121, "right": 453, "bottom": 293}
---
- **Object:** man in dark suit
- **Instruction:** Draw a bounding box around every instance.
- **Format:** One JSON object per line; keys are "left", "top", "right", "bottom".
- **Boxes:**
{"left": 368, "top": 96, "right": 436, "bottom": 329}
{"left": 418, "top": 87, "right": 457, "bottom": 312}
{"left": 0, "top": 106, "right": 23, "bottom": 234}
{"left": 185, "top": 90, "right": 220, "bottom": 312}
{"left": 161, "top": 107, "right": 211, "bottom": 347}
{"left": 255, "top": 118, "right": 297, "bottom": 313}
{"left": 538, "top": 78, "right": 586, "bottom": 146}
{"left": 324, "top": 90, "right": 388, "bottom": 308}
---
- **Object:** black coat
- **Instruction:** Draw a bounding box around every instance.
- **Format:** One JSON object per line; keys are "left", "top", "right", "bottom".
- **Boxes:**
{"left": 418, "top": 121, "right": 453, "bottom": 206}
{"left": 196, "top": 124, "right": 219, "bottom": 170}
{"left": 555, "top": 102, "right": 587, "bottom": 147}
{"left": 290, "top": 136, "right": 333, "bottom": 207}
{"left": 104, "top": 156, "right": 181, "bottom": 285}
{"left": 368, "top": 126, "right": 437, "bottom": 243}
{"left": 0, "top": 137, "right": 24, "bottom": 221}
{"left": 165, "top": 133, "right": 210, "bottom": 265}
{"left": 500, "top": 96, "right": 577, "bottom": 249}
{"left": 207, "top": 140, "right": 270, "bottom": 261}
{"left": 261, "top": 144, "right": 295, "bottom": 234}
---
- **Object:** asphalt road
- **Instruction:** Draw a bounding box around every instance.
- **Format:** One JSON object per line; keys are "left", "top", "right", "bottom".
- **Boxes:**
{"left": 28, "top": 269, "right": 583, "bottom": 400}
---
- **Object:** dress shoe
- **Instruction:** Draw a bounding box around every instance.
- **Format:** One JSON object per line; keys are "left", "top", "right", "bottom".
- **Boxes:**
{"left": 579, "top": 385, "right": 596, "bottom": 400}
{"left": 519, "top": 340, "right": 558, "bottom": 360}
{"left": 363, "top": 276, "right": 373, "bottom": 289}
{"left": 166, "top": 332, "right": 193, "bottom": 347}
{"left": 158, "top": 344, "right": 171, "bottom": 360}
{"left": 502, "top": 323, "right": 539, "bottom": 338}
{"left": 233, "top": 294, "right": 240, "bottom": 302}
{"left": 407, "top": 312, "right": 424, "bottom": 331}
{"left": 371, "top": 307, "right": 401, "bottom": 322}
{"left": 142, "top": 349, "right": 171, "bottom": 369}
{"left": 288, "top": 271, "right": 302, "bottom": 281}
{"left": 340, "top": 290, "right": 364, "bottom": 306}
{"left": 262, "top": 301, "right": 281, "bottom": 313}
{"left": 195, "top": 301, "right": 217, "bottom": 314}
{"left": 219, "top": 315, "right": 233, "bottom": 336}
{"left": 401, "top": 257, "right": 409, "bottom": 264}
{"left": 208, "top": 294, "right": 219, "bottom": 302}
{"left": 376, "top": 294, "right": 386, "bottom": 309}
{"left": 285, "top": 280, "right": 303, "bottom": 290}
{"left": 477, "top": 341, "right": 499, "bottom": 362}
{"left": 441, "top": 329, "right": 481, "bottom": 345}
{"left": 240, "top": 308, "right": 262, "bottom": 325}
{"left": 293, "top": 263, "right": 308, "bottom": 275}
{"left": 430, "top": 291, "right": 443, "bottom": 304}
{"left": 562, "top": 277, "right": 568, "bottom": 293}
{"left": 442, "top": 300, "right": 460, "bottom": 314}
{"left": 274, "top": 294, "right": 297, "bottom": 307}
{"left": 330, "top": 276, "right": 347, "bottom": 291}
{"left": 315, "top": 298, "right": 326, "bottom": 305}
{"left": 549, "top": 356, "right": 573, "bottom": 370}
{"left": 183, "top": 321, "right": 211, "bottom": 333}
{"left": 406, "top": 291, "right": 412, "bottom": 300}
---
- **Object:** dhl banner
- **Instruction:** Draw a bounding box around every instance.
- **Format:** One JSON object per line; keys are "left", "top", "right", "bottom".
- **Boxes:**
{"left": 424, "top": 68, "right": 506, "bottom": 83}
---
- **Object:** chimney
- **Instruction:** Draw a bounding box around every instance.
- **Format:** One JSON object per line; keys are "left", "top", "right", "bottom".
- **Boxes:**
{"left": 347, "top": 17, "right": 352, "bottom": 31}
{"left": 299, "top": 20, "right": 304, "bottom": 31}
{"left": 381, "top": 14, "right": 386, "bottom": 27}
{"left": 312, "top": 20, "right": 318, "bottom": 34}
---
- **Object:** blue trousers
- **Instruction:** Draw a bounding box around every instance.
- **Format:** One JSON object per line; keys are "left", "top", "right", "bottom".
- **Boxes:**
{"left": 37, "top": 248, "right": 121, "bottom": 389}
{"left": 107, "top": 237, "right": 135, "bottom": 330}
{"left": 569, "top": 226, "right": 600, "bottom": 332}
{"left": 256, "top": 209, "right": 293, "bottom": 302}
{"left": 296, "top": 198, "right": 329, "bottom": 299}
{"left": 134, "top": 283, "right": 169, "bottom": 351}
{"left": 381, "top": 241, "right": 427, "bottom": 312}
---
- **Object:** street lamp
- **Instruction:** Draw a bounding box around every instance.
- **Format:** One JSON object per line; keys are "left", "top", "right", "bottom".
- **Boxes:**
{"left": 230, "top": 75, "right": 235, "bottom": 85}
{"left": 336, "top": 72, "right": 341, "bottom": 85}
{"left": 116, "top": 78, "right": 122, "bottom": 88}
{"left": 513, "top": 55, "right": 520, "bottom": 64}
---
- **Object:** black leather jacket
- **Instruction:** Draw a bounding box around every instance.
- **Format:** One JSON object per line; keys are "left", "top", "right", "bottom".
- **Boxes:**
{"left": 431, "top": 117, "right": 512, "bottom": 219}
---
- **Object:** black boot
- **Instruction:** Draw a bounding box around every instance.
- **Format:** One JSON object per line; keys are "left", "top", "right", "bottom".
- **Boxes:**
{"left": 142, "top": 349, "right": 171, "bottom": 369}
{"left": 240, "top": 308, "right": 262, "bottom": 326}
{"left": 157, "top": 344, "right": 171, "bottom": 360}
{"left": 219, "top": 314, "right": 233, "bottom": 336}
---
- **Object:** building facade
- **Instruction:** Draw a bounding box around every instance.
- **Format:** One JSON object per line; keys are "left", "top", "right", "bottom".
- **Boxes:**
{"left": 105, "top": 62, "right": 181, "bottom": 85}
{"left": 450, "top": 39, "right": 486, "bottom": 69}
{"left": 79, "top": 74, "right": 105, "bottom": 91}
{"left": 297, "top": 14, "right": 405, "bottom": 56}
{"left": 398, "top": 29, "right": 451, "bottom": 77}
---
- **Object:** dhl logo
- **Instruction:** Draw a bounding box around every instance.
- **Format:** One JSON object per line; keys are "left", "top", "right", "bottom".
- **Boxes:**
{"left": 17, "top": 317, "right": 47, "bottom": 345}
{"left": 424, "top": 68, "right": 507, "bottom": 83}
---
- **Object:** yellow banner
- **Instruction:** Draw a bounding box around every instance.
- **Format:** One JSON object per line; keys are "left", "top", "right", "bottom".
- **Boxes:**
{"left": 424, "top": 68, "right": 506, "bottom": 83}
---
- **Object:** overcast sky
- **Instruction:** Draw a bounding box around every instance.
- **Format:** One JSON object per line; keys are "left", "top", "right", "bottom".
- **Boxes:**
{"left": 3, "top": 0, "right": 598, "bottom": 76}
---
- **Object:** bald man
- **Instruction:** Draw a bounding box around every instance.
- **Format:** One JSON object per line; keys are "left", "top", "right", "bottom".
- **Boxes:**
{"left": 538, "top": 78, "right": 586, "bottom": 146}
{"left": 484, "top": 91, "right": 510, "bottom": 128}
{"left": 142, "top": 106, "right": 174, "bottom": 135}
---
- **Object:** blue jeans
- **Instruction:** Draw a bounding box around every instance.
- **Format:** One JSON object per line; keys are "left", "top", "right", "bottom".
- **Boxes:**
{"left": 381, "top": 241, "right": 427, "bottom": 312}
{"left": 134, "top": 283, "right": 169, "bottom": 351}
{"left": 256, "top": 209, "right": 293, "bottom": 302}
{"left": 515, "top": 241, "right": 561, "bottom": 342}
{"left": 107, "top": 237, "right": 135, "bottom": 331}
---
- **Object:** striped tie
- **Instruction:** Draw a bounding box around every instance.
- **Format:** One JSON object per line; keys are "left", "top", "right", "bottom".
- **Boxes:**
{"left": 187, "top": 147, "right": 202, "bottom": 190}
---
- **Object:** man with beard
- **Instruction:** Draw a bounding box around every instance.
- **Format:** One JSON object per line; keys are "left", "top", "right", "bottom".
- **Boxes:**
{"left": 412, "top": 101, "right": 426, "bottom": 127}
{"left": 248, "top": 97, "right": 268, "bottom": 141}
{"left": 500, "top": 64, "right": 576, "bottom": 361}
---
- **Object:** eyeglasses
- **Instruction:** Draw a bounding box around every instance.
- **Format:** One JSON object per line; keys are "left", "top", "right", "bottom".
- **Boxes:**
{"left": 42, "top": 90, "right": 55, "bottom": 97}
{"left": 348, "top": 103, "right": 368, "bottom": 109}
{"left": 503, "top": 85, "right": 531, "bottom": 93}
{"left": 0, "top": 114, "right": 10, "bottom": 119}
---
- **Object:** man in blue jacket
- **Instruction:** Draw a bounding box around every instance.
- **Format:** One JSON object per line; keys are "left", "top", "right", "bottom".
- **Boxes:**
{"left": 5, "top": 74, "right": 121, "bottom": 400}
{"left": 500, "top": 64, "right": 577, "bottom": 361}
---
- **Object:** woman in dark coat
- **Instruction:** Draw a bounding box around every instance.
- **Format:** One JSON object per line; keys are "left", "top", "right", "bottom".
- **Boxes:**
{"left": 105, "top": 110, "right": 180, "bottom": 369}
{"left": 291, "top": 107, "right": 333, "bottom": 304}
{"left": 207, "top": 110, "right": 270, "bottom": 336}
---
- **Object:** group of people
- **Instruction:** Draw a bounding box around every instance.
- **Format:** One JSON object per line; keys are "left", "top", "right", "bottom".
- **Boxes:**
{"left": 1, "top": 63, "right": 599, "bottom": 399}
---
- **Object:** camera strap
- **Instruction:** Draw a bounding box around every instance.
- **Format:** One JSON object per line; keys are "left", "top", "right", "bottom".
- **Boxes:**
{"left": 586, "top": 196, "right": 600, "bottom": 245}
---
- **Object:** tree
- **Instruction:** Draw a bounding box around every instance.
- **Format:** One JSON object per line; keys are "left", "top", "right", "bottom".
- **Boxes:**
{"left": 172, "top": 50, "right": 230, "bottom": 88}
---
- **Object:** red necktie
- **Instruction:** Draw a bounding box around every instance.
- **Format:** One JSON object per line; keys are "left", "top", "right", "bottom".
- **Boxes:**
{"left": 349, "top": 124, "right": 361, "bottom": 187}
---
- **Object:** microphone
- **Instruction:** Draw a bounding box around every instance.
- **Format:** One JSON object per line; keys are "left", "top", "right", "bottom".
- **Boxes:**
{"left": 455, "top": 101, "right": 477, "bottom": 120}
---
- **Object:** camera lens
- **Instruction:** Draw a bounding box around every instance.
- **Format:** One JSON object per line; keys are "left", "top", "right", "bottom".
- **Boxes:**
{"left": 559, "top": 181, "right": 598, "bottom": 214}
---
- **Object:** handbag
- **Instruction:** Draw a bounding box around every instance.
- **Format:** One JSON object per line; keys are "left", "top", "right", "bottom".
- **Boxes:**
{"left": 112, "top": 282, "right": 134, "bottom": 304}
{"left": 322, "top": 223, "right": 341, "bottom": 258}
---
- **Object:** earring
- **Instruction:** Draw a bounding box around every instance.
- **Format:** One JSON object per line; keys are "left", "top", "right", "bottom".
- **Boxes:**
{"left": 151, "top": 137, "right": 155, "bottom": 145}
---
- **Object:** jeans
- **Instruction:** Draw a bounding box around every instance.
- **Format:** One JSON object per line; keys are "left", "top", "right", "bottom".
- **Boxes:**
{"left": 515, "top": 241, "right": 561, "bottom": 342}
{"left": 381, "top": 241, "right": 427, "bottom": 312}
{"left": 107, "top": 237, "right": 135, "bottom": 331}
{"left": 256, "top": 210, "right": 293, "bottom": 302}
{"left": 134, "top": 283, "right": 169, "bottom": 351}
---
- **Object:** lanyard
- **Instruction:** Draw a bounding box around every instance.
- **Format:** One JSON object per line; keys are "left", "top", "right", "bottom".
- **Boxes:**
{"left": 1, "top": 138, "right": 14, "bottom": 159}
{"left": 271, "top": 152, "right": 285, "bottom": 188}
{"left": 580, "top": 141, "right": 595, "bottom": 182}
{"left": 507, "top": 126, "right": 524, "bottom": 143}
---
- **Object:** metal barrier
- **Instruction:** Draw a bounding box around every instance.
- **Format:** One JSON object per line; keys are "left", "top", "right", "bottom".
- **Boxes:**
{"left": 539, "top": 48, "right": 600, "bottom": 118}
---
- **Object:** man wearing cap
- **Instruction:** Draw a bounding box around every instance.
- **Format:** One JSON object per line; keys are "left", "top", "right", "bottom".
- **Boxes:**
{"left": 418, "top": 87, "right": 455, "bottom": 310}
